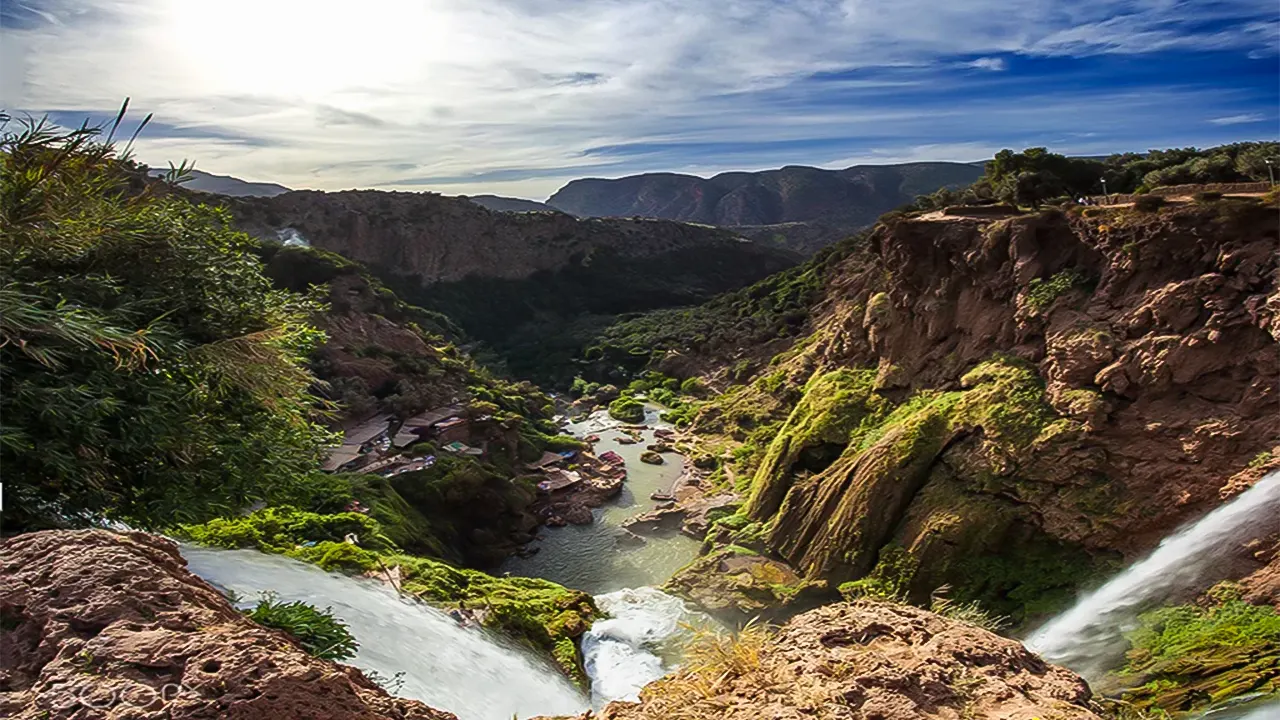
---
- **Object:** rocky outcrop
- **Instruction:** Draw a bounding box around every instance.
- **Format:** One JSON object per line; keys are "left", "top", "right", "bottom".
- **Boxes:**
{"left": 230, "top": 190, "right": 795, "bottom": 286}
{"left": 0, "top": 530, "right": 455, "bottom": 720}
{"left": 553, "top": 600, "right": 1102, "bottom": 720}
{"left": 689, "top": 201, "right": 1279, "bottom": 623}
{"left": 663, "top": 549, "right": 831, "bottom": 625}
{"left": 228, "top": 189, "right": 799, "bottom": 383}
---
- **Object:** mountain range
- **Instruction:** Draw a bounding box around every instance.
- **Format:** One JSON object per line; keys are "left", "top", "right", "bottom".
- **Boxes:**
{"left": 182, "top": 161, "right": 984, "bottom": 255}
{"left": 547, "top": 162, "right": 983, "bottom": 226}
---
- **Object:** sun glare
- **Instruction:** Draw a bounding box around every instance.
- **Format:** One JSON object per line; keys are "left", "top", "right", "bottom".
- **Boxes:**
{"left": 164, "top": 0, "right": 458, "bottom": 97}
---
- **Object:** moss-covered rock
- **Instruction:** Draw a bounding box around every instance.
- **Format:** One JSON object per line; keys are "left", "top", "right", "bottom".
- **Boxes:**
{"left": 608, "top": 396, "right": 646, "bottom": 423}
{"left": 732, "top": 355, "right": 1105, "bottom": 623}
{"left": 179, "top": 506, "right": 598, "bottom": 681}
{"left": 664, "top": 547, "right": 831, "bottom": 626}
{"left": 1108, "top": 583, "right": 1280, "bottom": 715}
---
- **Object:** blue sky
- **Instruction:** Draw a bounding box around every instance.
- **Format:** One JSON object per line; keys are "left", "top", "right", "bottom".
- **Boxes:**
{"left": 2, "top": 0, "right": 1277, "bottom": 199}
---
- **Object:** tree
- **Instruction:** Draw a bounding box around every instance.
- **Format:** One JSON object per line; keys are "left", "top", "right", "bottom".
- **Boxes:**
{"left": 998, "top": 170, "right": 1061, "bottom": 209}
{"left": 1234, "top": 142, "right": 1280, "bottom": 182}
{"left": 1, "top": 117, "right": 333, "bottom": 530}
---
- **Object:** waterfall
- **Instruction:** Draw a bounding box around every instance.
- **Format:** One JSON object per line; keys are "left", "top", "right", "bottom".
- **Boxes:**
{"left": 1026, "top": 470, "right": 1280, "bottom": 678}
{"left": 182, "top": 547, "right": 588, "bottom": 720}
{"left": 581, "top": 587, "right": 695, "bottom": 706}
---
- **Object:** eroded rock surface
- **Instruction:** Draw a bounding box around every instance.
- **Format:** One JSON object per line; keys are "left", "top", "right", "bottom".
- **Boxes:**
{"left": 549, "top": 600, "right": 1103, "bottom": 720}
{"left": 0, "top": 530, "right": 455, "bottom": 720}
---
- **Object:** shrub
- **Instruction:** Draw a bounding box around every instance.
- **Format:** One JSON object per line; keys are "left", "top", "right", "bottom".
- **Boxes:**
{"left": 1025, "top": 270, "right": 1085, "bottom": 311}
{"left": 246, "top": 594, "right": 358, "bottom": 660}
{"left": 0, "top": 116, "right": 332, "bottom": 531}
{"left": 1133, "top": 195, "right": 1165, "bottom": 212}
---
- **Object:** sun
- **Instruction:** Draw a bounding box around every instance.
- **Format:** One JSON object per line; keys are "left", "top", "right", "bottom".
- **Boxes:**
{"left": 163, "top": 0, "right": 458, "bottom": 98}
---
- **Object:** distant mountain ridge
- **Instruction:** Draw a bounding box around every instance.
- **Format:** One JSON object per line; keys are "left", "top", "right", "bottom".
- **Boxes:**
{"left": 546, "top": 162, "right": 984, "bottom": 250}
{"left": 462, "top": 194, "right": 558, "bottom": 213}
{"left": 149, "top": 168, "right": 291, "bottom": 197}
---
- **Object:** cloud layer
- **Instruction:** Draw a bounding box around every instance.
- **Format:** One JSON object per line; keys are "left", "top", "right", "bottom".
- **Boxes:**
{"left": 4, "top": 0, "right": 1277, "bottom": 198}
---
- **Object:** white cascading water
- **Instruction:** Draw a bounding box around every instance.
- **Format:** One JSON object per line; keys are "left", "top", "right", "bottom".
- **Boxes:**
{"left": 581, "top": 587, "right": 695, "bottom": 705}
{"left": 1026, "top": 469, "right": 1280, "bottom": 678}
{"left": 183, "top": 547, "right": 589, "bottom": 720}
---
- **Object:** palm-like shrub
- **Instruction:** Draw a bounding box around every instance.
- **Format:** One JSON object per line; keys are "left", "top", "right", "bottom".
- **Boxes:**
{"left": 0, "top": 113, "right": 332, "bottom": 530}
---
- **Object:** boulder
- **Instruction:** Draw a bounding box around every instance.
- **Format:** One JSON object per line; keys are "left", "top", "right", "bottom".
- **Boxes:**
{"left": 639, "top": 451, "right": 664, "bottom": 465}
{"left": 591, "top": 601, "right": 1104, "bottom": 720}
{"left": 0, "top": 529, "right": 455, "bottom": 720}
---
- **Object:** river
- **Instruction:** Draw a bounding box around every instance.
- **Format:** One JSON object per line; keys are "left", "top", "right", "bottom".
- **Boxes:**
{"left": 183, "top": 402, "right": 707, "bottom": 719}
{"left": 499, "top": 404, "right": 703, "bottom": 593}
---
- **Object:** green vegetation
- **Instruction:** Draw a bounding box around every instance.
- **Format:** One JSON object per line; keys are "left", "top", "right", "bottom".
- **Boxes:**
{"left": 581, "top": 234, "right": 864, "bottom": 378}
{"left": 738, "top": 355, "right": 1092, "bottom": 622}
{"left": 246, "top": 594, "right": 358, "bottom": 661}
{"left": 838, "top": 545, "right": 917, "bottom": 602}
{"left": 905, "top": 142, "right": 1278, "bottom": 213}
{"left": 1024, "top": 270, "right": 1087, "bottom": 311}
{"left": 1, "top": 116, "right": 332, "bottom": 531}
{"left": 1133, "top": 195, "right": 1165, "bottom": 212}
{"left": 608, "top": 396, "right": 646, "bottom": 423}
{"left": 1116, "top": 583, "right": 1280, "bottom": 714}
{"left": 180, "top": 505, "right": 598, "bottom": 679}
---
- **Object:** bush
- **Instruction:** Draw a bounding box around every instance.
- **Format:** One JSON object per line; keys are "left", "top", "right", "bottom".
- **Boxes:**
{"left": 0, "top": 117, "right": 332, "bottom": 531}
{"left": 1133, "top": 195, "right": 1165, "bottom": 212}
{"left": 246, "top": 594, "right": 358, "bottom": 660}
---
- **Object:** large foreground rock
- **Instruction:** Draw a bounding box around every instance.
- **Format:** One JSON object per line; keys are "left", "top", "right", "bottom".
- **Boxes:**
{"left": 0, "top": 530, "right": 455, "bottom": 720}
{"left": 559, "top": 600, "right": 1103, "bottom": 720}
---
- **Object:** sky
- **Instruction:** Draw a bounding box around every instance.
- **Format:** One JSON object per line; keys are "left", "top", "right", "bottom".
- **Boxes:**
{"left": 2, "top": 0, "right": 1277, "bottom": 200}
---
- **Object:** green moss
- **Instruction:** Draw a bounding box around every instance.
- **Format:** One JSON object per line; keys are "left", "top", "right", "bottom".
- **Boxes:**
{"left": 838, "top": 545, "right": 918, "bottom": 601}
{"left": 181, "top": 506, "right": 387, "bottom": 552}
{"left": 1248, "top": 450, "right": 1274, "bottom": 469}
{"left": 181, "top": 506, "right": 598, "bottom": 679}
{"left": 1116, "top": 583, "right": 1280, "bottom": 714}
{"left": 387, "top": 552, "right": 597, "bottom": 678}
{"left": 745, "top": 368, "right": 886, "bottom": 518}
{"left": 608, "top": 396, "right": 646, "bottom": 423}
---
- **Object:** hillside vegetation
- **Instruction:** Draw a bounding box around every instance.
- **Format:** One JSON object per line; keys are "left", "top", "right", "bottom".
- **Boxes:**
{"left": 0, "top": 118, "right": 599, "bottom": 678}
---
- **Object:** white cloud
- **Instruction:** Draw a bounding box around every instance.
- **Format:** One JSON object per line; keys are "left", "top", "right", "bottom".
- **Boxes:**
{"left": 3, "top": 0, "right": 1275, "bottom": 199}
{"left": 1209, "top": 113, "right": 1266, "bottom": 125}
{"left": 963, "top": 57, "right": 1008, "bottom": 71}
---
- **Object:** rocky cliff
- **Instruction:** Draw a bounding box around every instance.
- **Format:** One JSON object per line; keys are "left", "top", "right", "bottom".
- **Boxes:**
{"left": 230, "top": 189, "right": 793, "bottom": 285}
{"left": 227, "top": 189, "right": 798, "bottom": 382}
{"left": 0, "top": 530, "right": 456, "bottom": 720}
{"left": 670, "top": 198, "right": 1279, "bottom": 624}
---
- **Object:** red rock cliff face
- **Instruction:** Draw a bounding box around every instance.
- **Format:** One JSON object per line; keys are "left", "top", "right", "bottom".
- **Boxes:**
{"left": 0, "top": 530, "right": 456, "bottom": 720}
{"left": 708, "top": 202, "right": 1279, "bottom": 613}
{"left": 229, "top": 190, "right": 792, "bottom": 285}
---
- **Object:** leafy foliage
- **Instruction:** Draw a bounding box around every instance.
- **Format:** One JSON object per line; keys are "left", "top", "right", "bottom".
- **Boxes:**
{"left": 583, "top": 233, "right": 864, "bottom": 379}
{"left": 1, "top": 116, "right": 332, "bottom": 530}
{"left": 246, "top": 594, "right": 358, "bottom": 661}
{"left": 905, "top": 142, "right": 1278, "bottom": 213}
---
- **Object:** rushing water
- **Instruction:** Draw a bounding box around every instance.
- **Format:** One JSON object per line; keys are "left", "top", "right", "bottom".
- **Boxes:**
{"left": 581, "top": 587, "right": 702, "bottom": 705}
{"left": 1026, "top": 469, "right": 1280, "bottom": 679}
{"left": 184, "top": 546, "right": 589, "bottom": 720}
{"left": 500, "top": 405, "right": 703, "bottom": 594}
